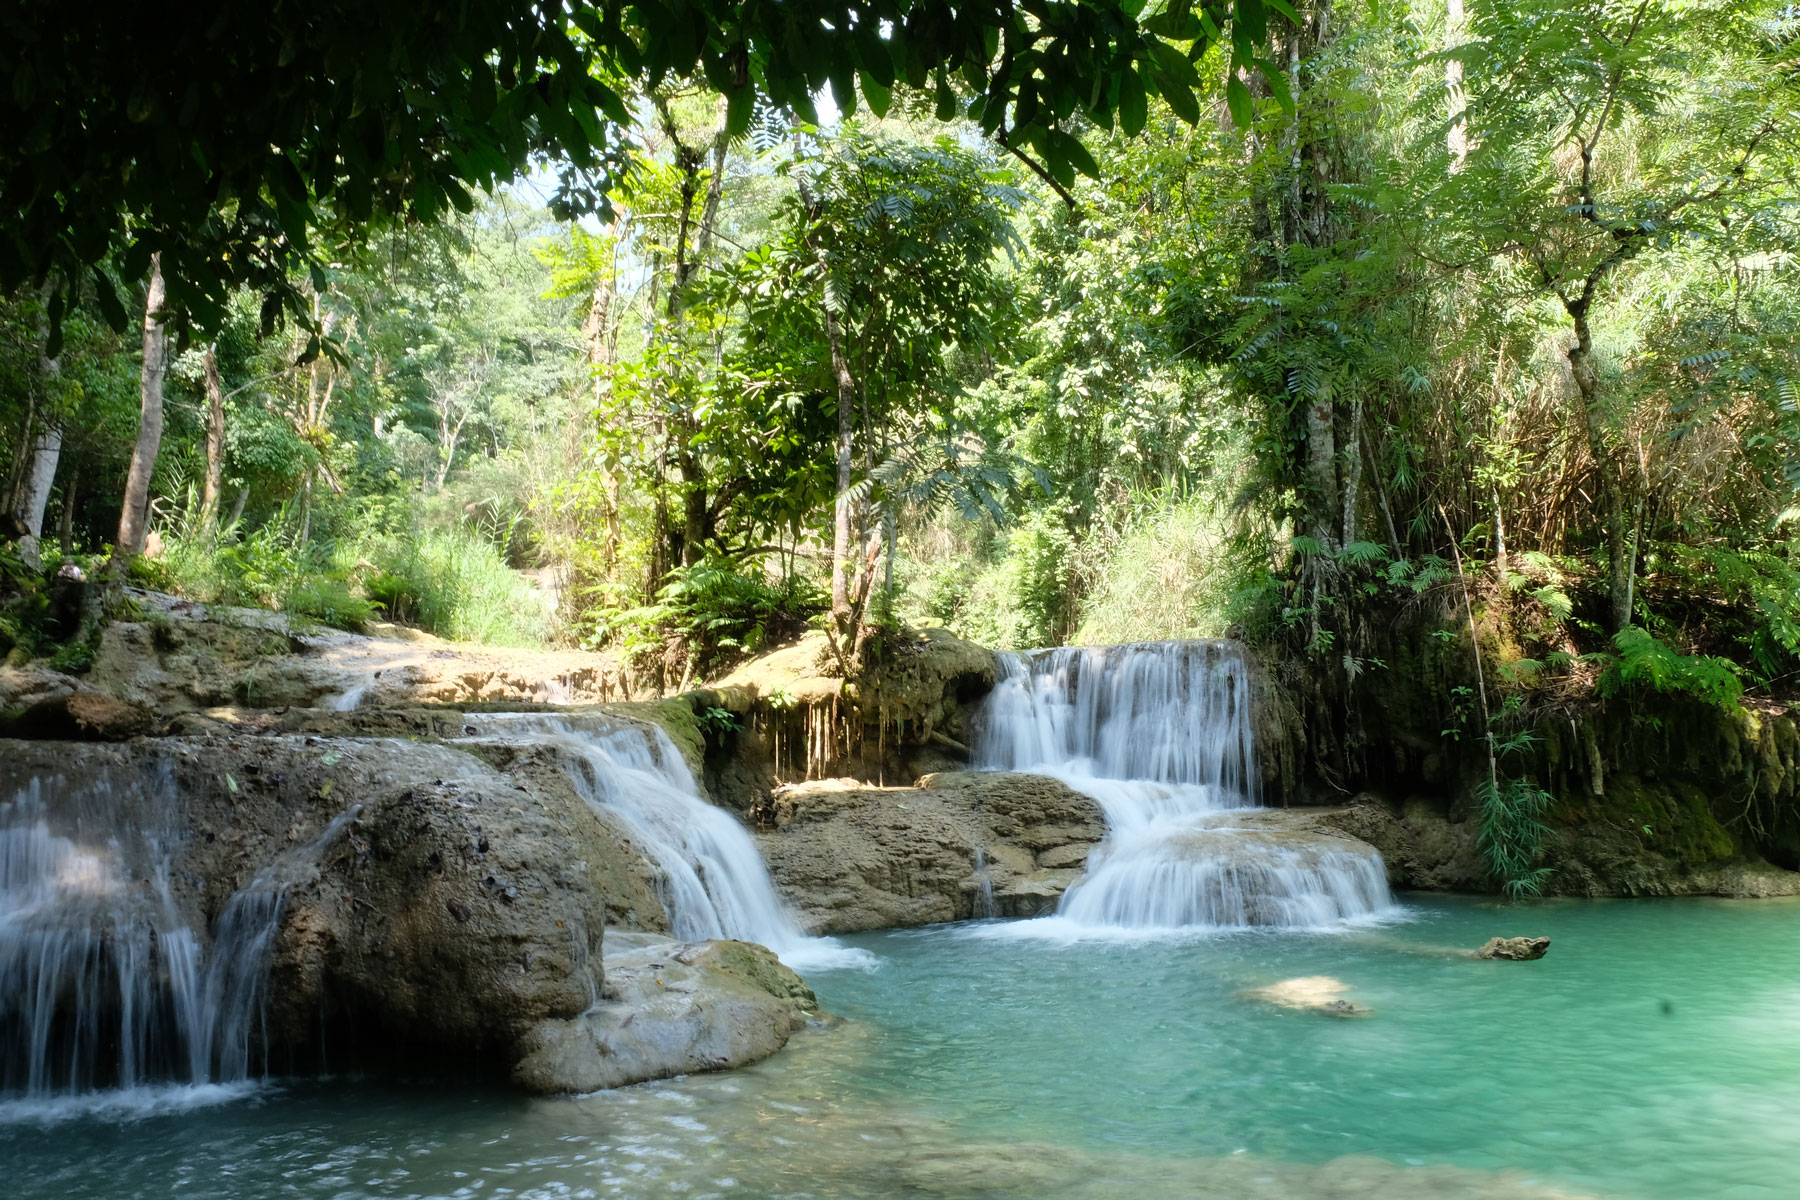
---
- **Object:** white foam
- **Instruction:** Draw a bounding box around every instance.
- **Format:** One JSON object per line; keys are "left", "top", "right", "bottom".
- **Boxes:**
{"left": 973, "top": 642, "right": 1396, "bottom": 934}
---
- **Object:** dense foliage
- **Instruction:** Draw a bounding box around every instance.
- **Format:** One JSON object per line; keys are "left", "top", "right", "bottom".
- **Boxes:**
{"left": 2, "top": 0, "right": 1797, "bottom": 799}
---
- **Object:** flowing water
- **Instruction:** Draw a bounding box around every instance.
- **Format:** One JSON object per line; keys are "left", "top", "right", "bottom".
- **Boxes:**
{"left": 460, "top": 713, "right": 871, "bottom": 972}
{"left": 5, "top": 896, "right": 1799, "bottom": 1199}
{"left": 0, "top": 768, "right": 355, "bottom": 1115}
{"left": 974, "top": 641, "right": 1393, "bottom": 932}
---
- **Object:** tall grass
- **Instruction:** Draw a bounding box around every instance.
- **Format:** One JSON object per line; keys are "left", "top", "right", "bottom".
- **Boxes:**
{"left": 147, "top": 495, "right": 553, "bottom": 647}
{"left": 1072, "top": 494, "right": 1244, "bottom": 645}
{"left": 341, "top": 526, "right": 553, "bottom": 647}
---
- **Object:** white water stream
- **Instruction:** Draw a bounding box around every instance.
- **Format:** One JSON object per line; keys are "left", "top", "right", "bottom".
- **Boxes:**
{"left": 461, "top": 714, "right": 872, "bottom": 972}
{"left": 0, "top": 768, "right": 356, "bottom": 1116}
{"left": 974, "top": 641, "right": 1393, "bottom": 931}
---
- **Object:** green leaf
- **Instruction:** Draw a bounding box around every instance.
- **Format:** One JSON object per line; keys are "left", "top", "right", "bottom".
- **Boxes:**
{"left": 91, "top": 269, "right": 127, "bottom": 331}
{"left": 726, "top": 85, "right": 753, "bottom": 136}
{"left": 1226, "top": 75, "right": 1254, "bottom": 127}
{"left": 1156, "top": 74, "right": 1200, "bottom": 125}
{"left": 862, "top": 74, "right": 892, "bottom": 119}
{"left": 935, "top": 71, "right": 957, "bottom": 121}
{"left": 1119, "top": 69, "right": 1148, "bottom": 136}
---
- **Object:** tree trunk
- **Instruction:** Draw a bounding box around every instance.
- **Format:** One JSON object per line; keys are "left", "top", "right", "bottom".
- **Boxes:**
{"left": 1338, "top": 391, "right": 1361, "bottom": 549}
{"left": 14, "top": 425, "right": 61, "bottom": 570}
{"left": 9, "top": 297, "right": 65, "bottom": 569}
{"left": 1567, "top": 310, "right": 1632, "bottom": 632}
{"left": 1305, "top": 377, "right": 1340, "bottom": 551}
{"left": 113, "top": 253, "right": 168, "bottom": 570}
{"left": 1445, "top": 0, "right": 1468, "bottom": 167}
{"left": 680, "top": 452, "right": 708, "bottom": 567}
{"left": 200, "top": 343, "right": 226, "bottom": 539}
{"left": 824, "top": 297, "right": 858, "bottom": 636}
{"left": 58, "top": 466, "right": 78, "bottom": 557}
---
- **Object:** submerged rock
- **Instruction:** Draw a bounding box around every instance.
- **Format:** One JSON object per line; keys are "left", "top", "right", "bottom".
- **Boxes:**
{"left": 1243, "top": 975, "right": 1373, "bottom": 1018}
{"left": 512, "top": 935, "right": 818, "bottom": 1093}
{"left": 1477, "top": 936, "right": 1552, "bottom": 961}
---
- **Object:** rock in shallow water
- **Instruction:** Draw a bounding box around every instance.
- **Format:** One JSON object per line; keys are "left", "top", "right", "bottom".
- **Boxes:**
{"left": 1243, "top": 975, "right": 1374, "bottom": 1018}
{"left": 512, "top": 935, "right": 819, "bottom": 1093}
{"left": 1477, "top": 936, "right": 1552, "bottom": 961}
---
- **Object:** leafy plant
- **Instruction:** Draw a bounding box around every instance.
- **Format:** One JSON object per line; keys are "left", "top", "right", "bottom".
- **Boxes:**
{"left": 1477, "top": 774, "right": 1556, "bottom": 899}
{"left": 697, "top": 705, "right": 742, "bottom": 736}
{"left": 1597, "top": 627, "right": 1743, "bottom": 711}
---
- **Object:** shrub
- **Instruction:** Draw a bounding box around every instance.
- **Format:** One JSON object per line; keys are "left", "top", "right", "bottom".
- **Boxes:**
{"left": 588, "top": 558, "right": 824, "bottom": 680}
{"left": 1597, "top": 626, "right": 1743, "bottom": 711}
{"left": 283, "top": 578, "right": 374, "bottom": 632}
{"left": 343, "top": 525, "right": 553, "bottom": 647}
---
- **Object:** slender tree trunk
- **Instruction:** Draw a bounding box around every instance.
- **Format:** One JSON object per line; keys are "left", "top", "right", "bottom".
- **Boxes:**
{"left": 824, "top": 298, "right": 858, "bottom": 636}
{"left": 603, "top": 472, "right": 622, "bottom": 574}
{"left": 113, "top": 253, "right": 168, "bottom": 570}
{"left": 297, "top": 470, "right": 313, "bottom": 550}
{"left": 1445, "top": 0, "right": 1468, "bottom": 167}
{"left": 227, "top": 484, "right": 249, "bottom": 528}
{"left": 14, "top": 425, "right": 61, "bottom": 569}
{"left": 1339, "top": 392, "right": 1362, "bottom": 549}
{"left": 10, "top": 297, "right": 65, "bottom": 569}
{"left": 1305, "top": 377, "right": 1340, "bottom": 551}
{"left": 58, "top": 466, "right": 78, "bottom": 557}
{"left": 679, "top": 451, "right": 708, "bottom": 566}
{"left": 200, "top": 343, "right": 226, "bottom": 539}
{"left": 1567, "top": 310, "right": 1631, "bottom": 632}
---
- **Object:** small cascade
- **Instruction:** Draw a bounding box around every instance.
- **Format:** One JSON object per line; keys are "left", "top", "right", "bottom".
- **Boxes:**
{"left": 971, "top": 848, "right": 998, "bottom": 920}
{"left": 0, "top": 769, "right": 354, "bottom": 1111}
{"left": 973, "top": 642, "right": 1392, "bottom": 932}
{"left": 327, "top": 676, "right": 374, "bottom": 711}
{"left": 461, "top": 714, "right": 870, "bottom": 971}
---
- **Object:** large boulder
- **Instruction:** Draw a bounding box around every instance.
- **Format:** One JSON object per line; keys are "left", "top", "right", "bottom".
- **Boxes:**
{"left": 0, "top": 730, "right": 802, "bottom": 1094}
{"left": 756, "top": 770, "right": 1106, "bottom": 933}
{"left": 513, "top": 934, "right": 818, "bottom": 1093}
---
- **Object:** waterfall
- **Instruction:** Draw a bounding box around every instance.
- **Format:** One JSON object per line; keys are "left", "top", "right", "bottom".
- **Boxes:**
{"left": 461, "top": 714, "right": 871, "bottom": 971}
{"left": 973, "top": 642, "right": 1392, "bottom": 932}
{"left": 328, "top": 677, "right": 373, "bottom": 711}
{"left": 0, "top": 769, "right": 353, "bottom": 1116}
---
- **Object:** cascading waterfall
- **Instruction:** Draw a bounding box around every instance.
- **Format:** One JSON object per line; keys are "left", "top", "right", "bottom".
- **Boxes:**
{"left": 462, "top": 714, "right": 870, "bottom": 971}
{"left": 974, "top": 641, "right": 1392, "bottom": 931}
{"left": 0, "top": 768, "right": 354, "bottom": 1114}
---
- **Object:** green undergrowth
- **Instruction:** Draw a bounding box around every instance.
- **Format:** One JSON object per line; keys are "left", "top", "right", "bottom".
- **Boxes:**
{"left": 583, "top": 557, "right": 825, "bottom": 682}
{"left": 140, "top": 517, "right": 552, "bottom": 647}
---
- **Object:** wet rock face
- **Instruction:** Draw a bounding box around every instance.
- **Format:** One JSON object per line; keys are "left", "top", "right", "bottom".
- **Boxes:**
{"left": 756, "top": 771, "right": 1106, "bottom": 934}
{"left": 1321, "top": 790, "right": 1800, "bottom": 900}
{"left": 0, "top": 733, "right": 677, "bottom": 1090}
{"left": 512, "top": 935, "right": 818, "bottom": 1094}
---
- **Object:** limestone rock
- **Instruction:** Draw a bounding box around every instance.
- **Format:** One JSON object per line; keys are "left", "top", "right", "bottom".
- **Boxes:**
{"left": 0, "top": 678, "right": 152, "bottom": 740}
{"left": 756, "top": 770, "right": 1105, "bottom": 933}
{"left": 0, "top": 733, "right": 620, "bottom": 1077}
{"left": 706, "top": 629, "right": 999, "bottom": 809}
{"left": 1477, "top": 936, "right": 1551, "bottom": 961}
{"left": 512, "top": 936, "right": 818, "bottom": 1094}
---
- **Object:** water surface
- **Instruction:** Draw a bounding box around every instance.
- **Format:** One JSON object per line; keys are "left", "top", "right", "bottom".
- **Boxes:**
{"left": 7, "top": 895, "right": 1799, "bottom": 1200}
